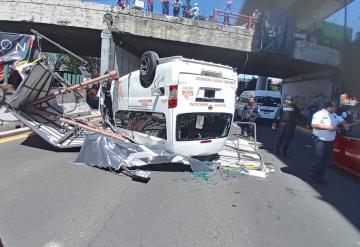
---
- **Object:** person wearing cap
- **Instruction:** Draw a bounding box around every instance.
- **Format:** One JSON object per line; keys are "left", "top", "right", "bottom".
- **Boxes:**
{"left": 190, "top": 2, "right": 200, "bottom": 19}
{"left": 310, "top": 100, "right": 348, "bottom": 184}
{"left": 272, "top": 96, "right": 301, "bottom": 157}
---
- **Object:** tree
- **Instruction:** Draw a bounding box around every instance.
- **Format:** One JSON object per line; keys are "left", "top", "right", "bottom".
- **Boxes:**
{"left": 46, "top": 53, "right": 100, "bottom": 77}
{"left": 340, "top": 32, "right": 360, "bottom": 96}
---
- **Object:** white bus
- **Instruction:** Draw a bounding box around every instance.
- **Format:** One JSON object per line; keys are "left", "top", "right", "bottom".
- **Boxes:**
{"left": 107, "top": 52, "right": 238, "bottom": 157}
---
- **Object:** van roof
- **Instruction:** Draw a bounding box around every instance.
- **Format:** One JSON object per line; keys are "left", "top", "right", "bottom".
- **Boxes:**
{"left": 158, "top": 56, "right": 234, "bottom": 70}
{"left": 241, "top": 90, "right": 281, "bottom": 97}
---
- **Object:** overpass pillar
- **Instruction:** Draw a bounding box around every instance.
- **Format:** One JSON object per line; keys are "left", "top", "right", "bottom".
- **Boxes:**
{"left": 100, "top": 29, "right": 114, "bottom": 75}
{"left": 113, "top": 45, "right": 140, "bottom": 77}
{"left": 256, "top": 76, "right": 268, "bottom": 90}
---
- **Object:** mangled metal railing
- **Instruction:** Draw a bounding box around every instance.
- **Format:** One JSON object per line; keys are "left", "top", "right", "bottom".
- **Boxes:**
{"left": 31, "top": 71, "right": 117, "bottom": 106}
{"left": 8, "top": 62, "right": 117, "bottom": 148}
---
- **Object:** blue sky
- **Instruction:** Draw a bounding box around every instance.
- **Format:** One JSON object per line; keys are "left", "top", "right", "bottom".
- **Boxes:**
{"left": 326, "top": 0, "right": 360, "bottom": 39}
{"left": 90, "top": 0, "right": 360, "bottom": 38}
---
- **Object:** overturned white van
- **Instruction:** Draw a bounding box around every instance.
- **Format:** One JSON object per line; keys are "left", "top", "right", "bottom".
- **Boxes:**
{"left": 105, "top": 52, "right": 238, "bottom": 157}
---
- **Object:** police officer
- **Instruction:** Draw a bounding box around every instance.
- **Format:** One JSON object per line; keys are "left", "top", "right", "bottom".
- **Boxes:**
{"left": 240, "top": 96, "right": 258, "bottom": 138}
{"left": 338, "top": 105, "right": 354, "bottom": 124}
{"left": 272, "top": 96, "right": 301, "bottom": 157}
{"left": 310, "top": 101, "right": 347, "bottom": 184}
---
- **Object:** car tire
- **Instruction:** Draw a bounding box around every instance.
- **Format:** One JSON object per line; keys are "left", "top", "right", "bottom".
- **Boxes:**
{"left": 140, "top": 51, "right": 159, "bottom": 88}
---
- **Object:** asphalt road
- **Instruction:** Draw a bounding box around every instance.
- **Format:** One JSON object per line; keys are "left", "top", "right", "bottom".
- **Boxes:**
{"left": 0, "top": 126, "right": 359, "bottom": 247}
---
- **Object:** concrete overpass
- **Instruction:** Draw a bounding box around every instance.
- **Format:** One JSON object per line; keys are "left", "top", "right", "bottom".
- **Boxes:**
{"left": 0, "top": 0, "right": 341, "bottom": 78}
{"left": 240, "top": 0, "right": 353, "bottom": 28}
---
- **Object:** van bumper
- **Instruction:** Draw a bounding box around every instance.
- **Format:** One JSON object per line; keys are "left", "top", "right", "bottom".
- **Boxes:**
{"left": 172, "top": 138, "right": 227, "bottom": 157}
{"left": 259, "top": 111, "right": 276, "bottom": 119}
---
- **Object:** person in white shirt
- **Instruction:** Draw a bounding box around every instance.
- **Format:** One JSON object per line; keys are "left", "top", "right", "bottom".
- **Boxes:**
{"left": 311, "top": 101, "right": 347, "bottom": 184}
{"left": 191, "top": 3, "right": 200, "bottom": 20}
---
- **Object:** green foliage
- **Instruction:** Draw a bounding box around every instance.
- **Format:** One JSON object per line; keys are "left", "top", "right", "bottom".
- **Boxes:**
{"left": 45, "top": 53, "right": 100, "bottom": 76}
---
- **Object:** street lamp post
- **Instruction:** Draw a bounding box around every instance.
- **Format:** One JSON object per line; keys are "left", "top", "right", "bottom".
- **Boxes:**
{"left": 344, "top": 0, "right": 348, "bottom": 46}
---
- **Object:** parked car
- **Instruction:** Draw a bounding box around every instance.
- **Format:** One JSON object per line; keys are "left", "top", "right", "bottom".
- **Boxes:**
{"left": 107, "top": 51, "right": 238, "bottom": 157}
{"left": 333, "top": 122, "right": 360, "bottom": 178}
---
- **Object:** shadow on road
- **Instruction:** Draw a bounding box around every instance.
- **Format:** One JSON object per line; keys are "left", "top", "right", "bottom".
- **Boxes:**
{"left": 257, "top": 124, "right": 360, "bottom": 230}
{"left": 20, "top": 134, "right": 80, "bottom": 153}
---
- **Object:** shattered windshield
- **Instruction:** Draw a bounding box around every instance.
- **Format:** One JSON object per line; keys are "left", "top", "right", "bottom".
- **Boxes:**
{"left": 176, "top": 113, "right": 232, "bottom": 141}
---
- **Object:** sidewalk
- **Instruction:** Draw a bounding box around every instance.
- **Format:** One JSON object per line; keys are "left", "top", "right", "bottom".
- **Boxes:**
{"left": 0, "top": 106, "right": 25, "bottom": 132}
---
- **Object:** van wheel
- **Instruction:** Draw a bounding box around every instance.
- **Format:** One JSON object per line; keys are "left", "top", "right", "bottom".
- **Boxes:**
{"left": 140, "top": 51, "right": 158, "bottom": 88}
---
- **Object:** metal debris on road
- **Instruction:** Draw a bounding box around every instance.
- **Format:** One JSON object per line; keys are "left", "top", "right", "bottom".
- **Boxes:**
{"left": 73, "top": 133, "right": 218, "bottom": 182}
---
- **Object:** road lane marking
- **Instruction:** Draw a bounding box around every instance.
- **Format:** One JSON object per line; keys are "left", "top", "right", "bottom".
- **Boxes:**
{"left": 0, "top": 132, "right": 33, "bottom": 144}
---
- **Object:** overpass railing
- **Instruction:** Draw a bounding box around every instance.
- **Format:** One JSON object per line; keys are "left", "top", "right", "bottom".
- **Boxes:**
{"left": 212, "top": 9, "right": 254, "bottom": 29}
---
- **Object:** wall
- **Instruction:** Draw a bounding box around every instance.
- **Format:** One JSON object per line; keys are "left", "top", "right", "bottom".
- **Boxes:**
{"left": 114, "top": 46, "right": 140, "bottom": 77}
{"left": 0, "top": 0, "right": 255, "bottom": 52}
{"left": 0, "top": 0, "right": 108, "bottom": 30}
{"left": 282, "top": 76, "right": 335, "bottom": 116}
{"left": 292, "top": 40, "right": 341, "bottom": 67}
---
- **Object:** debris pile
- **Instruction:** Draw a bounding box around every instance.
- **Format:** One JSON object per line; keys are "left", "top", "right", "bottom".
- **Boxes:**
{"left": 6, "top": 30, "right": 272, "bottom": 183}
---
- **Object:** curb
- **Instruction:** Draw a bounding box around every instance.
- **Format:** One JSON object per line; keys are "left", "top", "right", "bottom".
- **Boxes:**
{"left": 0, "top": 127, "right": 31, "bottom": 139}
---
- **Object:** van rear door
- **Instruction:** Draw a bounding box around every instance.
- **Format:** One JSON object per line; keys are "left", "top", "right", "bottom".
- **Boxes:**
{"left": 177, "top": 73, "right": 236, "bottom": 110}
{"left": 173, "top": 73, "right": 236, "bottom": 141}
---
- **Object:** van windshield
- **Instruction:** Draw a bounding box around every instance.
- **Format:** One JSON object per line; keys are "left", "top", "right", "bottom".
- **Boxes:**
{"left": 176, "top": 113, "right": 232, "bottom": 141}
{"left": 256, "top": 96, "right": 281, "bottom": 107}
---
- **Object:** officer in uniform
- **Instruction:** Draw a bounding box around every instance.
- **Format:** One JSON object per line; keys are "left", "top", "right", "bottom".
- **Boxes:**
{"left": 311, "top": 101, "right": 347, "bottom": 184}
{"left": 272, "top": 96, "right": 301, "bottom": 157}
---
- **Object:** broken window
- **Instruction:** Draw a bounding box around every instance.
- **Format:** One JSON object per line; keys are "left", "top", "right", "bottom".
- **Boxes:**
{"left": 115, "top": 110, "right": 167, "bottom": 139}
{"left": 176, "top": 113, "right": 232, "bottom": 141}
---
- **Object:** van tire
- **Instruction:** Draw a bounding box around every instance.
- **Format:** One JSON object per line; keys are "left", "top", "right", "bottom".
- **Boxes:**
{"left": 140, "top": 51, "right": 158, "bottom": 88}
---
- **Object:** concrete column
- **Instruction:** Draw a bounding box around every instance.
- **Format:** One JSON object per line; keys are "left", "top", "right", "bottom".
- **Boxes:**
{"left": 100, "top": 29, "right": 113, "bottom": 76}
{"left": 256, "top": 76, "right": 268, "bottom": 90}
{"left": 114, "top": 45, "right": 140, "bottom": 77}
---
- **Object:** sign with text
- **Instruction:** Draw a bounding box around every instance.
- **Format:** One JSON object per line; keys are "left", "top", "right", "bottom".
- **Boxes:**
{"left": 0, "top": 32, "right": 34, "bottom": 63}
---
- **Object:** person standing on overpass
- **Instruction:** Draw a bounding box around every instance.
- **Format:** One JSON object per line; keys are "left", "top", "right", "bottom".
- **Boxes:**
{"left": 223, "top": 0, "right": 232, "bottom": 25}
{"left": 161, "top": 0, "right": 170, "bottom": 15}
{"left": 183, "top": 0, "right": 191, "bottom": 18}
{"left": 147, "top": 0, "right": 154, "bottom": 12}
{"left": 310, "top": 101, "right": 347, "bottom": 184}
{"left": 117, "top": 0, "right": 128, "bottom": 9}
{"left": 191, "top": 2, "right": 200, "bottom": 20}
{"left": 272, "top": 96, "right": 301, "bottom": 157}
{"left": 173, "top": 0, "right": 182, "bottom": 16}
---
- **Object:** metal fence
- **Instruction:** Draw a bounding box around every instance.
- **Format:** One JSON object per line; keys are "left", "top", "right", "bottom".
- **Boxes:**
{"left": 212, "top": 9, "right": 254, "bottom": 29}
{"left": 62, "top": 72, "right": 83, "bottom": 86}
{"left": 233, "top": 121, "right": 263, "bottom": 164}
